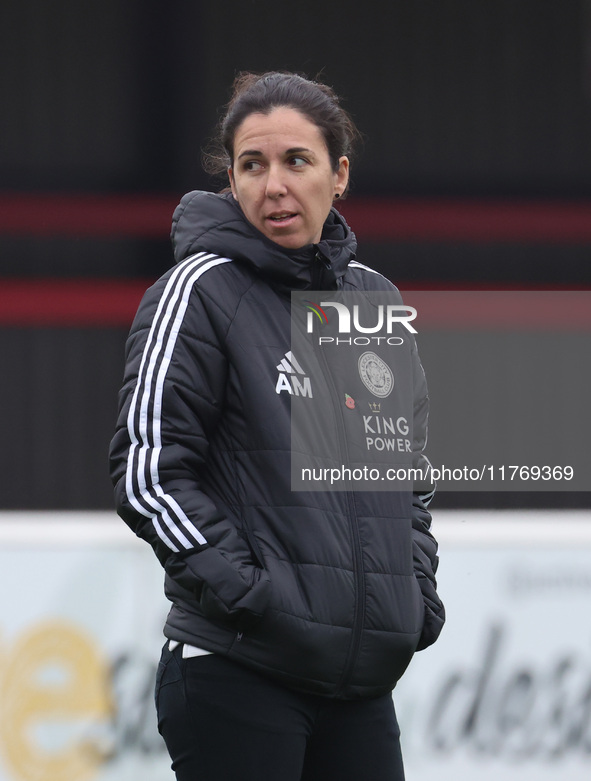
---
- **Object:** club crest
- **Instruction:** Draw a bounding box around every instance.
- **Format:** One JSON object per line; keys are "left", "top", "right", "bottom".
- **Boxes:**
{"left": 358, "top": 352, "right": 394, "bottom": 398}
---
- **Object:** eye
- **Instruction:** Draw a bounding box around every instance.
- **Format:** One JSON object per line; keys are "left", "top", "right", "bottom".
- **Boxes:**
{"left": 242, "top": 160, "right": 263, "bottom": 172}
{"left": 288, "top": 156, "right": 308, "bottom": 168}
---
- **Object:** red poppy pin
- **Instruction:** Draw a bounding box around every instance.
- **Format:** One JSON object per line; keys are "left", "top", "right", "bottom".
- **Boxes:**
{"left": 345, "top": 393, "right": 355, "bottom": 409}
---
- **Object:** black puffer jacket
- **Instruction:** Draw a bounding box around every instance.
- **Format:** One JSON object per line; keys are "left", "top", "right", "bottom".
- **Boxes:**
{"left": 109, "top": 190, "right": 444, "bottom": 699}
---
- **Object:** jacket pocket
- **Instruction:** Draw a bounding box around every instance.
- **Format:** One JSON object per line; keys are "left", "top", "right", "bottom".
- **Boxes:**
{"left": 238, "top": 523, "right": 266, "bottom": 570}
{"left": 414, "top": 571, "right": 446, "bottom": 651}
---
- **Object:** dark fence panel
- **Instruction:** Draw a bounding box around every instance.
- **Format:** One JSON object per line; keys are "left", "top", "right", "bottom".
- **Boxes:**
{"left": 3, "top": 0, "right": 591, "bottom": 196}
{"left": 0, "top": 327, "right": 128, "bottom": 508}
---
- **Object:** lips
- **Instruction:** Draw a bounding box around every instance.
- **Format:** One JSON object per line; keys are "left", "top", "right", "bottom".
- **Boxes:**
{"left": 267, "top": 212, "right": 298, "bottom": 224}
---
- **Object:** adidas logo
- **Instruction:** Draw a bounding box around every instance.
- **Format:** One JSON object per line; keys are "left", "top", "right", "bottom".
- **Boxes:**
{"left": 275, "top": 351, "right": 313, "bottom": 397}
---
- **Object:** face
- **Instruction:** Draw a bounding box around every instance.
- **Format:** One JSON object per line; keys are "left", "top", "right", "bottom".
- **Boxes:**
{"left": 228, "top": 107, "right": 349, "bottom": 250}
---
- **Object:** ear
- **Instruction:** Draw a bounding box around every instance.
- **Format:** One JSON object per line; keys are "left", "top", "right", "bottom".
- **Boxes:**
{"left": 228, "top": 167, "right": 238, "bottom": 200}
{"left": 334, "top": 156, "right": 350, "bottom": 199}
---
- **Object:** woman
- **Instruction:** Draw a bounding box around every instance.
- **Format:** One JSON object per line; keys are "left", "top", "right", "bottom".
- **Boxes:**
{"left": 109, "top": 71, "right": 444, "bottom": 781}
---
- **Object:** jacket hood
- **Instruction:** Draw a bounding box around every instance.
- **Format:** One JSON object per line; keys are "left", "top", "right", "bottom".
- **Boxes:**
{"left": 170, "top": 190, "right": 357, "bottom": 289}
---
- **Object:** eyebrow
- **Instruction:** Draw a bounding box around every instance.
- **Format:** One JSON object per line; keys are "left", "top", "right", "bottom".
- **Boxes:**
{"left": 236, "top": 146, "right": 314, "bottom": 160}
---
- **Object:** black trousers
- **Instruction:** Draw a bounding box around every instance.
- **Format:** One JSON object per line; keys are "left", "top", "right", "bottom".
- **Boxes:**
{"left": 156, "top": 642, "right": 405, "bottom": 781}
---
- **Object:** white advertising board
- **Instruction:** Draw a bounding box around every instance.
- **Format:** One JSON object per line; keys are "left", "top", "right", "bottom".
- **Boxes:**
{"left": 0, "top": 513, "right": 172, "bottom": 781}
{"left": 0, "top": 511, "right": 590, "bottom": 781}
{"left": 396, "top": 512, "right": 591, "bottom": 780}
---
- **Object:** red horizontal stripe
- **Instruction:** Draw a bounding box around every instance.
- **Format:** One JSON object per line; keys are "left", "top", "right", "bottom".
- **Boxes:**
{"left": 1, "top": 280, "right": 590, "bottom": 328}
{"left": 0, "top": 279, "right": 152, "bottom": 326}
{"left": 0, "top": 194, "right": 176, "bottom": 238}
{"left": 404, "top": 290, "right": 591, "bottom": 330}
{"left": 1, "top": 193, "right": 591, "bottom": 243}
{"left": 338, "top": 198, "right": 591, "bottom": 244}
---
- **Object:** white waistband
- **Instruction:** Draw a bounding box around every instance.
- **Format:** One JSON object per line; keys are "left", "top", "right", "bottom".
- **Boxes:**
{"left": 169, "top": 640, "right": 213, "bottom": 658}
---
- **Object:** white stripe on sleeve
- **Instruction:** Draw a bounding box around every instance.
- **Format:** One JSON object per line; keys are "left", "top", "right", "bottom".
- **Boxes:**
{"left": 125, "top": 252, "right": 233, "bottom": 551}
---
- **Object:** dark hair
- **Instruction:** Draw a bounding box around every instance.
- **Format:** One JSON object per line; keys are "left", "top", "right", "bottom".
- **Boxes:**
{"left": 203, "top": 71, "right": 360, "bottom": 195}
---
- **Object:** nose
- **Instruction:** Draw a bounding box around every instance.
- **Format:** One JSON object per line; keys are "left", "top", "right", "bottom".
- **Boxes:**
{"left": 265, "top": 164, "right": 288, "bottom": 199}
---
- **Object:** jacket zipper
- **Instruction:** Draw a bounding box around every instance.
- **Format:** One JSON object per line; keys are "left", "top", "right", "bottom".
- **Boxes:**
{"left": 311, "top": 250, "right": 331, "bottom": 289}
{"left": 311, "top": 325, "right": 366, "bottom": 696}
{"left": 336, "top": 490, "right": 365, "bottom": 696}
